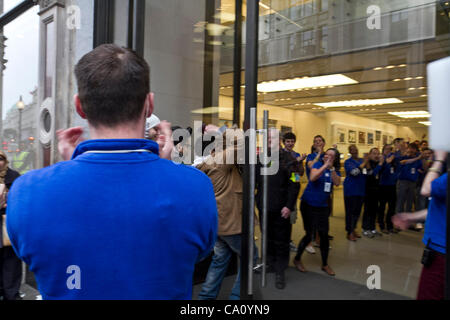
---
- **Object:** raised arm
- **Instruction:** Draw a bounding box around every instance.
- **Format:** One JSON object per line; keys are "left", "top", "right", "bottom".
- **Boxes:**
{"left": 421, "top": 150, "right": 447, "bottom": 197}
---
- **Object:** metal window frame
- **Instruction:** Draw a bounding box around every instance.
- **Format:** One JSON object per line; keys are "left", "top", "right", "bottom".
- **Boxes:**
{"left": 241, "top": 0, "right": 259, "bottom": 301}
{"left": 93, "top": 0, "right": 115, "bottom": 47}
{"left": 0, "top": 0, "right": 36, "bottom": 28}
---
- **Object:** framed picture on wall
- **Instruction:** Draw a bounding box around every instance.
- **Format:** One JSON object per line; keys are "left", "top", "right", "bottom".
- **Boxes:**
{"left": 388, "top": 136, "right": 394, "bottom": 144}
{"left": 368, "top": 133, "right": 374, "bottom": 145}
{"left": 348, "top": 130, "right": 356, "bottom": 144}
{"left": 383, "top": 135, "right": 388, "bottom": 145}
{"left": 337, "top": 128, "right": 346, "bottom": 143}
{"left": 376, "top": 131, "right": 381, "bottom": 141}
{"left": 359, "top": 131, "right": 366, "bottom": 144}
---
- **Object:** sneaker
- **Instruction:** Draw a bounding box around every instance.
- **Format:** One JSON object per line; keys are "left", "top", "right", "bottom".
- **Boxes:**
{"left": 289, "top": 241, "right": 297, "bottom": 252}
{"left": 353, "top": 231, "right": 362, "bottom": 238}
{"left": 328, "top": 235, "right": 334, "bottom": 240}
{"left": 372, "top": 230, "right": 382, "bottom": 237}
{"left": 363, "top": 230, "right": 374, "bottom": 238}
{"left": 381, "top": 229, "right": 390, "bottom": 234}
{"left": 305, "top": 245, "right": 316, "bottom": 254}
{"left": 313, "top": 242, "right": 320, "bottom": 248}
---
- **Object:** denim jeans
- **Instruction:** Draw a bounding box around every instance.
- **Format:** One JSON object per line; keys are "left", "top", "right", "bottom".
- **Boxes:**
{"left": 198, "top": 234, "right": 258, "bottom": 300}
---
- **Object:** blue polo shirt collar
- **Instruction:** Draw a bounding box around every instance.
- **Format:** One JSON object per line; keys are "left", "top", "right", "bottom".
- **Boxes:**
{"left": 72, "top": 139, "right": 160, "bottom": 160}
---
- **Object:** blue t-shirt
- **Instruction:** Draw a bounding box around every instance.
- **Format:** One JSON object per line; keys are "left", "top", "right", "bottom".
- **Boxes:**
{"left": 397, "top": 157, "right": 423, "bottom": 182}
{"left": 379, "top": 155, "right": 398, "bottom": 186}
{"left": 6, "top": 139, "right": 218, "bottom": 300}
{"left": 343, "top": 158, "right": 366, "bottom": 197}
{"left": 423, "top": 173, "right": 447, "bottom": 254}
{"left": 306, "top": 153, "right": 324, "bottom": 180}
{"left": 302, "top": 161, "right": 340, "bottom": 207}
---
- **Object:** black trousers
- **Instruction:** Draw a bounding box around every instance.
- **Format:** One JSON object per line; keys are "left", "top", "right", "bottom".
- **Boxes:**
{"left": 0, "top": 246, "right": 22, "bottom": 300}
{"left": 362, "top": 188, "right": 380, "bottom": 231}
{"left": 344, "top": 196, "right": 364, "bottom": 234}
{"left": 378, "top": 185, "right": 396, "bottom": 230}
{"left": 266, "top": 211, "right": 292, "bottom": 274}
{"left": 296, "top": 201, "right": 330, "bottom": 267}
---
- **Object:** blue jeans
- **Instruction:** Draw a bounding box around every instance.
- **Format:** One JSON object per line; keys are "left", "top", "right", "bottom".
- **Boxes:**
{"left": 198, "top": 234, "right": 258, "bottom": 300}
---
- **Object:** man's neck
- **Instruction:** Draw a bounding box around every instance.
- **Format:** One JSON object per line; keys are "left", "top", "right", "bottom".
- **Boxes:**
{"left": 89, "top": 122, "right": 146, "bottom": 140}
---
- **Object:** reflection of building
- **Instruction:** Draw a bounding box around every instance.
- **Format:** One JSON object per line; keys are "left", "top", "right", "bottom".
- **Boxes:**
{"left": 2, "top": 88, "right": 38, "bottom": 143}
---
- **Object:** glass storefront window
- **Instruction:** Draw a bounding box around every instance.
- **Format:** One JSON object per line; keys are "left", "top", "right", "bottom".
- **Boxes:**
{"left": 1, "top": 5, "right": 40, "bottom": 173}
{"left": 241, "top": 0, "right": 449, "bottom": 298}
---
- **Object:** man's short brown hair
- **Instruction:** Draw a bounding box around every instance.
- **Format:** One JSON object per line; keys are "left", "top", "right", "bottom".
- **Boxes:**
{"left": 75, "top": 44, "right": 150, "bottom": 127}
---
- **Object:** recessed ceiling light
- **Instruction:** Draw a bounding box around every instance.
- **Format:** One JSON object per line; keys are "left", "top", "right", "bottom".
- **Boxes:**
{"left": 389, "top": 111, "right": 431, "bottom": 119}
{"left": 420, "top": 94, "right": 428, "bottom": 97}
{"left": 419, "top": 121, "right": 431, "bottom": 126}
{"left": 373, "top": 67, "right": 383, "bottom": 71}
{"left": 385, "top": 65, "right": 395, "bottom": 69}
{"left": 398, "top": 64, "right": 407, "bottom": 67}
{"left": 404, "top": 77, "right": 412, "bottom": 81}
{"left": 415, "top": 76, "right": 424, "bottom": 80}
{"left": 257, "top": 74, "right": 358, "bottom": 93}
{"left": 393, "top": 79, "right": 401, "bottom": 82}
{"left": 315, "top": 98, "right": 403, "bottom": 108}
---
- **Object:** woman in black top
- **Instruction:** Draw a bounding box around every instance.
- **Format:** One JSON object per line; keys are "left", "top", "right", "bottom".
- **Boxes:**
{"left": 0, "top": 151, "right": 22, "bottom": 300}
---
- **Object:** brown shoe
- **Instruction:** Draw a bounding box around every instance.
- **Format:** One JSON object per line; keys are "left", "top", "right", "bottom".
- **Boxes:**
{"left": 352, "top": 231, "right": 361, "bottom": 238}
{"left": 322, "top": 265, "right": 336, "bottom": 276}
{"left": 347, "top": 233, "right": 357, "bottom": 242}
{"left": 293, "top": 259, "right": 307, "bottom": 272}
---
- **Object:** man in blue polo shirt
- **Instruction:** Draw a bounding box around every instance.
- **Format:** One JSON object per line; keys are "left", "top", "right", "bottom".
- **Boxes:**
{"left": 6, "top": 44, "right": 218, "bottom": 300}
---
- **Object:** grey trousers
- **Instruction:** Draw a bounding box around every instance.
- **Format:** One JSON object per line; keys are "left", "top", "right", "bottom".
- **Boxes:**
{"left": 396, "top": 180, "right": 417, "bottom": 213}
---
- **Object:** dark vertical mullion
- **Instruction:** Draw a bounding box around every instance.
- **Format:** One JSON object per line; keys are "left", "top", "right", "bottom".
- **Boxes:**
{"left": 93, "top": 0, "right": 115, "bottom": 47}
{"left": 127, "top": 0, "right": 134, "bottom": 49}
{"left": 202, "top": 0, "right": 216, "bottom": 125}
{"left": 132, "top": 0, "right": 145, "bottom": 57}
{"left": 233, "top": 0, "right": 243, "bottom": 126}
{"left": 241, "top": 0, "right": 259, "bottom": 301}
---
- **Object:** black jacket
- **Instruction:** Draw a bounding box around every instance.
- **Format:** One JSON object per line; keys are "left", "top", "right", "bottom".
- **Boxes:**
{"left": 1, "top": 168, "right": 21, "bottom": 216}
{"left": 256, "top": 149, "right": 301, "bottom": 213}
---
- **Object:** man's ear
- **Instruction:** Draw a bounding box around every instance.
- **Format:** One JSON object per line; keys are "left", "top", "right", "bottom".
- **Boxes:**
{"left": 74, "top": 94, "right": 87, "bottom": 119}
{"left": 144, "top": 93, "right": 154, "bottom": 119}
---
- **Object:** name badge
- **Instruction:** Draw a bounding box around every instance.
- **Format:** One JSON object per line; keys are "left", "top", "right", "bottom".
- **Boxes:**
{"left": 362, "top": 168, "right": 367, "bottom": 175}
{"left": 390, "top": 167, "right": 395, "bottom": 174}
{"left": 324, "top": 182, "right": 332, "bottom": 193}
{"left": 325, "top": 173, "right": 330, "bottom": 177}
{"left": 411, "top": 168, "right": 416, "bottom": 175}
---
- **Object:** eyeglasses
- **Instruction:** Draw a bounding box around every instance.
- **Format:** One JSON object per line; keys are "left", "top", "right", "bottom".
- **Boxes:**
{"left": 0, "top": 157, "right": 6, "bottom": 161}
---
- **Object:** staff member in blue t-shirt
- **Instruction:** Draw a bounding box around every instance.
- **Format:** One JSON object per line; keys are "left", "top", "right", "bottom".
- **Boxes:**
{"left": 343, "top": 145, "right": 368, "bottom": 241}
{"left": 293, "top": 148, "right": 341, "bottom": 277}
{"left": 393, "top": 150, "right": 447, "bottom": 300}
{"left": 305, "top": 135, "right": 326, "bottom": 180}
{"left": 361, "top": 148, "right": 383, "bottom": 238}
{"left": 377, "top": 144, "right": 398, "bottom": 234}
{"left": 396, "top": 143, "right": 423, "bottom": 214}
